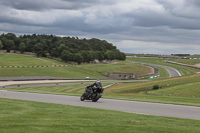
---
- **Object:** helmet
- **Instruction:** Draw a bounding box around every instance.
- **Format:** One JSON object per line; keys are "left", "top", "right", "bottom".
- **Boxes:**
{"left": 96, "top": 79, "right": 102, "bottom": 88}
{"left": 96, "top": 79, "right": 101, "bottom": 83}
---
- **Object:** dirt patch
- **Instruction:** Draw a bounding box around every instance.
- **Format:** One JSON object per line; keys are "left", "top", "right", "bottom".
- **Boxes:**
{"left": 194, "top": 63, "right": 200, "bottom": 67}
{"left": 147, "top": 66, "right": 155, "bottom": 75}
{"left": 110, "top": 62, "right": 118, "bottom": 64}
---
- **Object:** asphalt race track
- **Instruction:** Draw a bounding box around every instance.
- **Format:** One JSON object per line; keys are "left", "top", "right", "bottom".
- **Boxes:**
{"left": 0, "top": 90, "right": 200, "bottom": 120}
{"left": 127, "top": 60, "right": 181, "bottom": 77}
{"left": 152, "top": 64, "right": 182, "bottom": 77}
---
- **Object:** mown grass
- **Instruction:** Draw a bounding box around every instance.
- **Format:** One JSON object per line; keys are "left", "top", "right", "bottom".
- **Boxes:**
{"left": 0, "top": 83, "right": 111, "bottom": 96}
{"left": 157, "top": 67, "right": 170, "bottom": 78}
{"left": 104, "top": 94, "right": 200, "bottom": 106}
{"left": 106, "top": 74, "right": 200, "bottom": 94}
{"left": 186, "top": 55, "right": 200, "bottom": 58}
{"left": 151, "top": 82, "right": 200, "bottom": 97}
{"left": 169, "top": 58, "right": 200, "bottom": 65}
{"left": 127, "top": 57, "right": 200, "bottom": 75}
{"left": 0, "top": 53, "right": 55, "bottom": 66}
{"left": 0, "top": 67, "right": 108, "bottom": 79}
{"left": 0, "top": 53, "right": 151, "bottom": 79}
{"left": 79, "top": 61, "right": 150, "bottom": 75}
{"left": 0, "top": 53, "right": 107, "bottom": 79}
{"left": 0, "top": 98, "right": 200, "bottom": 133}
{"left": 104, "top": 74, "right": 200, "bottom": 106}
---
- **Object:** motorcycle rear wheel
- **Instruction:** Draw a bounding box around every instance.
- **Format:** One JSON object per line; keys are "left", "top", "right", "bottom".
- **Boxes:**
{"left": 80, "top": 93, "right": 86, "bottom": 101}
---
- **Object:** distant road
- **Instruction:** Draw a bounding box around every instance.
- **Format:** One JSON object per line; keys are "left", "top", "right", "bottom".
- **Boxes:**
{"left": 0, "top": 91, "right": 199, "bottom": 120}
{"left": 127, "top": 60, "right": 181, "bottom": 77}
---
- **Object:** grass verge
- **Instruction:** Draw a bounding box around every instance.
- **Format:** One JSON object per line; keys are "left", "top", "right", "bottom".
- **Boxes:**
{"left": 0, "top": 83, "right": 111, "bottom": 96}
{"left": 106, "top": 74, "right": 200, "bottom": 94}
{"left": 169, "top": 58, "right": 200, "bottom": 65}
{"left": 0, "top": 53, "right": 151, "bottom": 79}
{"left": 104, "top": 74, "right": 200, "bottom": 106}
{"left": 0, "top": 98, "right": 200, "bottom": 133}
{"left": 79, "top": 61, "right": 151, "bottom": 75}
{"left": 0, "top": 53, "right": 55, "bottom": 66}
{"left": 0, "top": 67, "right": 108, "bottom": 79}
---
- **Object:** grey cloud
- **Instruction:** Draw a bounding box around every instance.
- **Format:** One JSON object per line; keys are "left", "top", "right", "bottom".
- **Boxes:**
{"left": 0, "top": 0, "right": 50, "bottom": 11}
{"left": 0, "top": 0, "right": 200, "bottom": 54}
{"left": 127, "top": 6, "right": 200, "bottom": 30}
{"left": 0, "top": 0, "right": 92, "bottom": 11}
{"left": 184, "top": 0, "right": 200, "bottom": 8}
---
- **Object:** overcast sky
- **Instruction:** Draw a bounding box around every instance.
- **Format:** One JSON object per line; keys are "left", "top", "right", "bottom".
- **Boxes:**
{"left": 0, "top": 0, "right": 200, "bottom": 54}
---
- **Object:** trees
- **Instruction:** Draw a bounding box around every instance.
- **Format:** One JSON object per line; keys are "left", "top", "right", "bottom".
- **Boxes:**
{"left": 80, "top": 51, "right": 90, "bottom": 62}
{"left": 73, "top": 53, "right": 83, "bottom": 64}
{"left": 58, "top": 44, "right": 67, "bottom": 54}
{"left": 118, "top": 52, "right": 126, "bottom": 60}
{"left": 0, "top": 40, "right": 3, "bottom": 49}
{"left": 33, "top": 43, "right": 44, "bottom": 57}
{"left": 3, "top": 39, "right": 15, "bottom": 52}
{"left": 19, "top": 42, "right": 26, "bottom": 53}
{"left": 0, "top": 33, "right": 16, "bottom": 52}
{"left": 104, "top": 50, "right": 115, "bottom": 60}
{"left": 60, "top": 50, "right": 73, "bottom": 61}
{"left": 0, "top": 33, "right": 126, "bottom": 63}
{"left": 96, "top": 51, "right": 104, "bottom": 61}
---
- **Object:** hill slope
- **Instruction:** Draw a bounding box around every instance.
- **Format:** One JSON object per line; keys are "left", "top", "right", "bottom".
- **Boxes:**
{"left": 0, "top": 53, "right": 151, "bottom": 79}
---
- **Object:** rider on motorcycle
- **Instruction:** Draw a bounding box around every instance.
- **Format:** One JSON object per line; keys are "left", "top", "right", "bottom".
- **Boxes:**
{"left": 85, "top": 79, "right": 104, "bottom": 95}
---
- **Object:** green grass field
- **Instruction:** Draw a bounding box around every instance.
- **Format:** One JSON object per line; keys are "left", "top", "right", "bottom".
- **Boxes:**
{"left": 103, "top": 74, "right": 200, "bottom": 106}
{"left": 186, "top": 55, "right": 200, "bottom": 58}
{"left": 106, "top": 74, "right": 200, "bottom": 94}
{"left": 0, "top": 53, "right": 55, "bottom": 66}
{"left": 0, "top": 98, "right": 200, "bottom": 133}
{"left": 0, "top": 67, "right": 108, "bottom": 79}
{"left": 157, "top": 67, "right": 170, "bottom": 78}
{"left": 152, "top": 82, "right": 200, "bottom": 97}
{"left": 0, "top": 83, "right": 111, "bottom": 96}
{"left": 127, "top": 57, "right": 200, "bottom": 75}
{"left": 0, "top": 53, "right": 151, "bottom": 79}
{"left": 79, "top": 61, "right": 150, "bottom": 75}
{"left": 169, "top": 58, "right": 200, "bottom": 65}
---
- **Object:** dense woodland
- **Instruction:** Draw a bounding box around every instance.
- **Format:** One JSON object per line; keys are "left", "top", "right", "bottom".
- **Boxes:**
{"left": 0, "top": 33, "right": 126, "bottom": 64}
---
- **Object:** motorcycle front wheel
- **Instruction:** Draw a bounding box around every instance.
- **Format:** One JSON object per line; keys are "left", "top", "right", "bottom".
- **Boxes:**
{"left": 92, "top": 93, "right": 101, "bottom": 102}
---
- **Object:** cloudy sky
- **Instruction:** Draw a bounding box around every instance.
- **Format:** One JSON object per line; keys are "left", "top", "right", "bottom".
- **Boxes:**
{"left": 0, "top": 0, "right": 200, "bottom": 54}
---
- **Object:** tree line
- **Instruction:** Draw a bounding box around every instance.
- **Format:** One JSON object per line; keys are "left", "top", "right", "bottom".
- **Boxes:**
{"left": 0, "top": 33, "right": 126, "bottom": 64}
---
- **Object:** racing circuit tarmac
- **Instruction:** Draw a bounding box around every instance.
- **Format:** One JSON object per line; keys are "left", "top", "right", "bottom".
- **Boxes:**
{"left": 127, "top": 60, "right": 182, "bottom": 77}
{"left": 0, "top": 90, "right": 200, "bottom": 120}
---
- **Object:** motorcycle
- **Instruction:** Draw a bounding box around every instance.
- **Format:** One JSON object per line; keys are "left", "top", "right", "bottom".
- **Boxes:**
{"left": 80, "top": 87, "right": 103, "bottom": 102}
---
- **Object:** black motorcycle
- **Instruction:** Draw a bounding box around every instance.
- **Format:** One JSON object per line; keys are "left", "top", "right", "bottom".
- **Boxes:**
{"left": 80, "top": 87, "right": 103, "bottom": 102}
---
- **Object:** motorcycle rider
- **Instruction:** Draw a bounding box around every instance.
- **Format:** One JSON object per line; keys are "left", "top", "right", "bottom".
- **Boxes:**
{"left": 85, "top": 79, "right": 104, "bottom": 95}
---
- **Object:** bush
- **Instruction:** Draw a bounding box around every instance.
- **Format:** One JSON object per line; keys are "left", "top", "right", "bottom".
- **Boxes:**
{"left": 152, "top": 85, "right": 159, "bottom": 90}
